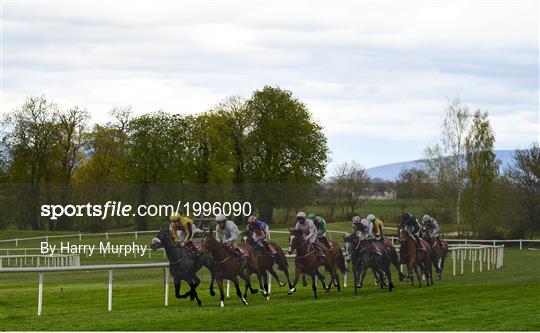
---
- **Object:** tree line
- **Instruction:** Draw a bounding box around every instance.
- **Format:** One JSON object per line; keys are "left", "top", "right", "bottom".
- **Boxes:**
{"left": 0, "top": 86, "right": 328, "bottom": 231}
{"left": 1, "top": 92, "right": 538, "bottom": 239}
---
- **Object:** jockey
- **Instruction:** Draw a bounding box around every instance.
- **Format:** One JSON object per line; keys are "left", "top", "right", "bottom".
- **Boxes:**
{"left": 422, "top": 214, "right": 442, "bottom": 246}
{"left": 403, "top": 212, "right": 426, "bottom": 251}
{"left": 215, "top": 214, "right": 245, "bottom": 260}
{"left": 367, "top": 214, "right": 384, "bottom": 241}
{"left": 295, "top": 211, "right": 326, "bottom": 258}
{"left": 246, "top": 215, "right": 275, "bottom": 255}
{"left": 169, "top": 213, "right": 199, "bottom": 255}
{"left": 308, "top": 212, "right": 332, "bottom": 250}
{"left": 352, "top": 216, "right": 371, "bottom": 240}
{"left": 352, "top": 216, "right": 381, "bottom": 256}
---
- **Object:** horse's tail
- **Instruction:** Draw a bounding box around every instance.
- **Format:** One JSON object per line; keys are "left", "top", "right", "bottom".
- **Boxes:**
{"left": 272, "top": 242, "right": 288, "bottom": 270}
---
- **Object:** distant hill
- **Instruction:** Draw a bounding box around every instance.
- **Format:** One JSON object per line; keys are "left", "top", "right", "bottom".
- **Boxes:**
{"left": 366, "top": 150, "right": 516, "bottom": 181}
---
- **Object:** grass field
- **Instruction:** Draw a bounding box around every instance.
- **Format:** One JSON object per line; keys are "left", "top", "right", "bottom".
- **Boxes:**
{"left": 1, "top": 229, "right": 539, "bottom": 331}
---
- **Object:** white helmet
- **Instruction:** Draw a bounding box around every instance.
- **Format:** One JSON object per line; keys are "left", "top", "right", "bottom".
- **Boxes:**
{"left": 422, "top": 214, "right": 431, "bottom": 223}
{"left": 352, "top": 216, "right": 362, "bottom": 224}
{"left": 366, "top": 214, "right": 376, "bottom": 222}
{"left": 296, "top": 211, "right": 307, "bottom": 220}
{"left": 215, "top": 214, "right": 226, "bottom": 223}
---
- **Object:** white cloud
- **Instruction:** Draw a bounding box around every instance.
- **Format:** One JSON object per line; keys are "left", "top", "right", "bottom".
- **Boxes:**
{"left": 1, "top": 0, "right": 538, "bottom": 170}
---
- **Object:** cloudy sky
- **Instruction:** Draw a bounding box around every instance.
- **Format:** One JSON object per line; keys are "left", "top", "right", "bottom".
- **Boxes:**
{"left": 1, "top": 0, "right": 538, "bottom": 170}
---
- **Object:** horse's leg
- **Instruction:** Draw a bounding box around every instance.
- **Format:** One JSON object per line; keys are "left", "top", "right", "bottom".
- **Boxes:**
{"left": 288, "top": 265, "right": 301, "bottom": 294}
{"left": 216, "top": 276, "right": 225, "bottom": 308}
{"left": 262, "top": 272, "right": 270, "bottom": 300}
{"left": 359, "top": 266, "right": 368, "bottom": 289}
{"left": 174, "top": 277, "right": 182, "bottom": 299}
{"left": 315, "top": 269, "right": 329, "bottom": 291}
{"left": 208, "top": 265, "right": 216, "bottom": 297}
{"left": 392, "top": 250, "right": 406, "bottom": 282}
{"left": 334, "top": 267, "right": 341, "bottom": 291}
{"left": 311, "top": 273, "right": 318, "bottom": 299}
{"left": 360, "top": 267, "right": 367, "bottom": 288}
{"left": 268, "top": 267, "right": 284, "bottom": 287}
{"left": 383, "top": 261, "right": 394, "bottom": 292}
{"left": 412, "top": 259, "right": 422, "bottom": 287}
{"left": 232, "top": 276, "right": 248, "bottom": 305}
{"left": 352, "top": 264, "right": 359, "bottom": 295}
{"left": 302, "top": 273, "right": 308, "bottom": 287}
{"left": 190, "top": 276, "right": 202, "bottom": 306}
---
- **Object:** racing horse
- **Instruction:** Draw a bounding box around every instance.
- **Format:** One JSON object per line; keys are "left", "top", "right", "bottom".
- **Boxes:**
{"left": 200, "top": 233, "right": 262, "bottom": 307}
{"left": 420, "top": 225, "right": 449, "bottom": 281}
{"left": 287, "top": 229, "right": 347, "bottom": 299}
{"left": 151, "top": 229, "right": 214, "bottom": 306}
{"left": 242, "top": 230, "right": 293, "bottom": 298}
{"left": 398, "top": 227, "right": 434, "bottom": 287}
{"left": 343, "top": 232, "right": 395, "bottom": 295}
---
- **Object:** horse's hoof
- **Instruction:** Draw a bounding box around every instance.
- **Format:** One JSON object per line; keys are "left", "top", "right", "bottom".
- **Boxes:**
{"left": 242, "top": 297, "right": 248, "bottom": 305}
{"left": 220, "top": 301, "right": 224, "bottom": 308}
{"left": 302, "top": 281, "right": 308, "bottom": 287}
{"left": 251, "top": 289, "right": 258, "bottom": 294}
{"left": 288, "top": 288, "right": 296, "bottom": 294}
{"left": 175, "top": 294, "right": 181, "bottom": 299}
{"left": 266, "top": 296, "right": 270, "bottom": 301}
{"left": 278, "top": 282, "right": 286, "bottom": 287}
{"left": 197, "top": 299, "right": 202, "bottom": 306}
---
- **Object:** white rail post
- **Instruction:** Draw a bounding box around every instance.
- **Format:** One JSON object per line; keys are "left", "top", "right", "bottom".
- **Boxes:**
{"left": 487, "top": 248, "right": 491, "bottom": 270}
{"left": 226, "top": 280, "right": 230, "bottom": 298}
{"left": 15, "top": 238, "right": 18, "bottom": 246}
{"left": 135, "top": 231, "right": 138, "bottom": 240}
{"left": 460, "top": 249, "right": 464, "bottom": 275}
{"left": 472, "top": 249, "right": 475, "bottom": 273}
{"left": 479, "top": 248, "right": 483, "bottom": 272}
{"left": 79, "top": 233, "right": 82, "bottom": 241}
{"left": 519, "top": 239, "right": 522, "bottom": 250}
{"left": 37, "top": 272, "right": 44, "bottom": 316}
{"left": 452, "top": 250, "right": 456, "bottom": 276}
{"left": 164, "top": 266, "right": 169, "bottom": 307}
{"left": 108, "top": 269, "right": 113, "bottom": 311}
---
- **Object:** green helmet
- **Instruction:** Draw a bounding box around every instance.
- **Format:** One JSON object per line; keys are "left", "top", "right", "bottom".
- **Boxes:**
{"left": 307, "top": 212, "right": 316, "bottom": 220}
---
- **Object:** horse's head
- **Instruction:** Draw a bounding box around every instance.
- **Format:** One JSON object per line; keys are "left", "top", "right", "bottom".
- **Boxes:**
{"left": 200, "top": 231, "right": 219, "bottom": 254}
{"left": 288, "top": 228, "right": 305, "bottom": 254}
{"left": 242, "top": 230, "right": 253, "bottom": 244}
{"left": 420, "top": 225, "right": 429, "bottom": 238}
{"left": 151, "top": 228, "right": 171, "bottom": 251}
{"left": 398, "top": 227, "right": 409, "bottom": 243}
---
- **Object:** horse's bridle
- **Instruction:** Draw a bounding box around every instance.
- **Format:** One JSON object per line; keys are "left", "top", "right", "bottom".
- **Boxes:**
{"left": 290, "top": 233, "right": 315, "bottom": 259}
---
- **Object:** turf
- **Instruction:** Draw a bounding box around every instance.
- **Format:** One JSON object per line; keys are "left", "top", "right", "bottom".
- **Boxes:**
{"left": 1, "top": 228, "right": 539, "bottom": 331}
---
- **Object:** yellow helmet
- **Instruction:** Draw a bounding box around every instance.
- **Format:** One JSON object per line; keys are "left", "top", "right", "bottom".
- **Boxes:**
{"left": 170, "top": 213, "right": 182, "bottom": 222}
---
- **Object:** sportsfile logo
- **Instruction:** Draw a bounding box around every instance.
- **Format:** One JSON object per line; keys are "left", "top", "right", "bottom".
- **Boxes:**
{"left": 40, "top": 201, "right": 252, "bottom": 220}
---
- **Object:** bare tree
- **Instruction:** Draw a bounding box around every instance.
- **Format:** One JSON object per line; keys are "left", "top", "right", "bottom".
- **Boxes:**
{"left": 332, "top": 161, "right": 372, "bottom": 217}
{"left": 425, "top": 97, "right": 470, "bottom": 235}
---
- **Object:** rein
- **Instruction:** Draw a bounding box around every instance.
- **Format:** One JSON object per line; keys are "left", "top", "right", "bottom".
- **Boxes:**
{"left": 214, "top": 256, "right": 231, "bottom": 264}
{"left": 292, "top": 236, "right": 315, "bottom": 259}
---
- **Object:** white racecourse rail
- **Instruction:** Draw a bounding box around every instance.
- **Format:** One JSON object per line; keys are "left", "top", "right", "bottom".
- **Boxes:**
{"left": 1, "top": 228, "right": 538, "bottom": 249}
{"left": 0, "top": 243, "right": 504, "bottom": 317}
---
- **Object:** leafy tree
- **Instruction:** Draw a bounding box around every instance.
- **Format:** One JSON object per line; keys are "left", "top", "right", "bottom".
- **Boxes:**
{"left": 245, "top": 86, "right": 329, "bottom": 222}
{"left": 396, "top": 167, "right": 430, "bottom": 214}
{"left": 463, "top": 110, "right": 499, "bottom": 237}
{"left": 2, "top": 96, "right": 59, "bottom": 229}
{"left": 506, "top": 143, "right": 540, "bottom": 238}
